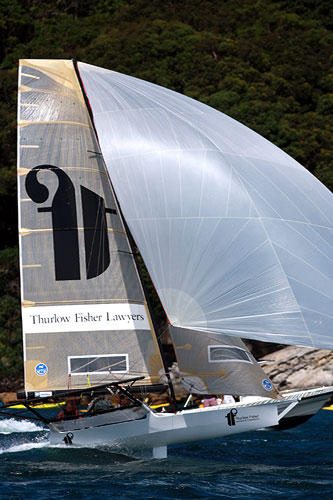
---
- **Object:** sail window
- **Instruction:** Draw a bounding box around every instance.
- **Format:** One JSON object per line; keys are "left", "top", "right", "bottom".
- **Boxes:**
{"left": 68, "top": 354, "right": 129, "bottom": 375}
{"left": 208, "top": 345, "right": 252, "bottom": 364}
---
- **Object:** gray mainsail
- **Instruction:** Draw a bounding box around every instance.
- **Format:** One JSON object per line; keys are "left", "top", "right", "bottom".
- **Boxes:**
{"left": 18, "top": 60, "right": 164, "bottom": 392}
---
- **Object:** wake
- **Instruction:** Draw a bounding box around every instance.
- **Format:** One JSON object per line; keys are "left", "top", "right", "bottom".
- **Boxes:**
{"left": 0, "top": 440, "right": 49, "bottom": 455}
{"left": 0, "top": 418, "right": 45, "bottom": 434}
{"left": 0, "top": 418, "right": 49, "bottom": 455}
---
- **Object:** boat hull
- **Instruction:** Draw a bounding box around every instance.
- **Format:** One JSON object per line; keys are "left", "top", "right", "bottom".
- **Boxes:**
{"left": 275, "top": 386, "right": 333, "bottom": 430}
{"left": 241, "top": 386, "right": 333, "bottom": 430}
{"left": 48, "top": 402, "right": 278, "bottom": 457}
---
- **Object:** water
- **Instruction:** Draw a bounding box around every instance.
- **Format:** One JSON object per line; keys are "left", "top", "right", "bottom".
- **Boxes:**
{"left": 0, "top": 410, "right": 332, "bottom": 499}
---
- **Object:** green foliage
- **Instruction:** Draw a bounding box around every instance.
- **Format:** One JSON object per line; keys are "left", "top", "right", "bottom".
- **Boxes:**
{"left": 0, "top": 247, "right": 22, "bottom": 378}
{"left": 0, "top": 0, "right": 332, "bottom": 385}
{"left": 0, "top": 59, "right": 20, "bottom": 249}
{"left": 0, "top": 295, "right": 22, "bottom": 377}
{"left": 1, "top": 0, "right": 331, "bottom": 203}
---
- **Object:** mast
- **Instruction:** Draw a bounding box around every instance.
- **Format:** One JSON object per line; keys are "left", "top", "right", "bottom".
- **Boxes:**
{"left": 73, "top": 60, "right": 177, "bottom": 409}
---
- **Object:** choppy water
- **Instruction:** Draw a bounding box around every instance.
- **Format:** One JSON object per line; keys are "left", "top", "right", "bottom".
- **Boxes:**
{"left": 0, "top": 410, "right": 332, "bottom": 499}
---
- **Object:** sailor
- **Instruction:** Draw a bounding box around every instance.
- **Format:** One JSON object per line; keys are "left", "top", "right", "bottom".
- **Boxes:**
{"left": 119, "top": 394, "right": 131, "bottom": 407}
{"left": 203, "top": 395, "right": 217, "bottom": 407}
{"left": 57, "top": 400, "right": 79, "bottom": 419}
{"left": 87, "top": 395, "right": 112, "bottom": 413}
{"left": 223, "top": 395, "right": 236, "bottom": 404}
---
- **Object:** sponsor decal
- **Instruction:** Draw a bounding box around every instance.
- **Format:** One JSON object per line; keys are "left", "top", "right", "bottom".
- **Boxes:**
{"left": 63, "top": 432, "right": 74, "bottom": 445}
{"left": 23, "top": 303, "right": 150, "bottom": 334}
{"left": 35, "top": 363, "right": 48, "bottom": 376}
{"left": 25, "top": 165, "right": 117, "bottom": 282}
{"left": 225, "top": 408, "right": 238, "bottom": 426}
{"left": 262, "top": 379, "right": 273, "bottom": 391}
{"left": 225, "top": 408, "right": 261, "bottom": 427}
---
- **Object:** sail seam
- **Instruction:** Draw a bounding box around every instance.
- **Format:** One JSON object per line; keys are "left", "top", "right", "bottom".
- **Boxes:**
{"left": 206, "top": 311, "right": 302, "bottom": 321}
{"left": 271, "top": 240, "right": 333, "bottom": 283}
{"left": 93, "top": 144, "right": 305, "bottom": 167}
{"left": 175, "top": 324, "right": 304, "bottom": 338}
{"left": 208, "top": 285, "right": 293, "bottom": 314}
{"left": 123, "top": 216, "right": 332, "bottom": 229}
{"left": 283, "top": 220, "right": 333, "bottom": 262}
{"left": 299, "top": 305, "right": 333, "bottom": 319}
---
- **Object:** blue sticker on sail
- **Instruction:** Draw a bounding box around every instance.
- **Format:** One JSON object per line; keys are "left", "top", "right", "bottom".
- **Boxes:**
{"left": 35, "top": 363, "right": 48, "bottom": 376}
{"left": 262, "top": 379, "right": 273, "bottom": 391}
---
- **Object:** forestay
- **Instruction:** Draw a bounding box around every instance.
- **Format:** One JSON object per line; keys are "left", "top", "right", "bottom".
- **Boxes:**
{"left": 18, "top": 60, "right": 164, "bottom": 392}
{"left": 79, "top": 62, "right": 333, "bottom": 351}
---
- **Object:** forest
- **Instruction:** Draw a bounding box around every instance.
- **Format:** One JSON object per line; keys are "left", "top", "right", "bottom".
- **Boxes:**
{"left": 0, "top": 0, "right": 332, "bottom": 390}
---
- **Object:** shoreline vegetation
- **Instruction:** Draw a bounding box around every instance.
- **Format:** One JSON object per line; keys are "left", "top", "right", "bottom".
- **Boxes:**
{"left": 1, "top": 1, "right": 332, "bottom": 398}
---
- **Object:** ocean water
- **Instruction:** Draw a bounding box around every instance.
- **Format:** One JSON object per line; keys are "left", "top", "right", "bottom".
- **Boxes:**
{"left": 0, "top": 410, "right": 332, "bottom": 500}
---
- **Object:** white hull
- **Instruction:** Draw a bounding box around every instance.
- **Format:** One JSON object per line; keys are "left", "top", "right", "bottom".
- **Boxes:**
{"left": 47, "top": 387, "right": 333, "bottom": 456}
{"left": 241, "top": 386, "right": 333, "bottom": 430}
{"left": 49, "top": 402, "right": 279, "bottom": 457}
{"left": 276, "top": 386, "right": 333, "bottom": 429}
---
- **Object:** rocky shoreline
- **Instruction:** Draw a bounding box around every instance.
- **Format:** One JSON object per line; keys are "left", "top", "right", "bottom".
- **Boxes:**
{"left": 260, "top": 345, "right": 333, "bottom": 391}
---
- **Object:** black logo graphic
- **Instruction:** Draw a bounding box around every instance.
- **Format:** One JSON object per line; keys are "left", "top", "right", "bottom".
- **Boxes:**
{"left": 225, "top": 408, "right": 238, "bottom": 426}
{"left": 25, "top": 165, "right": 116, "bottom": 281}
{"left": 63, "top": 432, "right": 74, "bottom": 445}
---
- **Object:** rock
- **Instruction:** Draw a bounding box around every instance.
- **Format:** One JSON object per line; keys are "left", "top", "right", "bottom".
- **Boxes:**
{"left": 260, "top": 346, "right": 333, "bottom": 391}
{"left": 0, "top": 392, "right": 18, "bottom": 404}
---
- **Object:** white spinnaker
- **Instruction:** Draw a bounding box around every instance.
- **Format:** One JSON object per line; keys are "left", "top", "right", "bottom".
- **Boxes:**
{"left": 79, "top": 62, "right": 333, "bottom": 350}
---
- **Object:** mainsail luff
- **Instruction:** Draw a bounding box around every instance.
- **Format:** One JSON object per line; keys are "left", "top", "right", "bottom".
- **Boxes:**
{"left": 74, "top": 58, "right": 177, "bottom": 404}
{"left": 78, "top": 62, "right": 333, "bottom": 351}
{"left": 18, "top": 59, "right": 164, "bottom": 392}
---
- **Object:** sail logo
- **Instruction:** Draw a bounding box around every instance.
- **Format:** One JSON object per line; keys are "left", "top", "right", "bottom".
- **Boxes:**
{"left": 262, "top": 379, "right": 273, "bottom": 391}
{"left": 225, "top": 408, "right": 238, "bottom": 426}
{"left": 25, "top": 165, "right": 117, "bottom": 281}
{"left": 35, "top": 363, "right": 48, "bottom": 376}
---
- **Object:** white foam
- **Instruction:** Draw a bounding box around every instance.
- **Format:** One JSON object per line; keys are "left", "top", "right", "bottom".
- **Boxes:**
{"left": 0, "top": 440, "right": 49, "bottom": 455}
{"left": 0, "top": 418, "right": 45, "bottom": 434}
